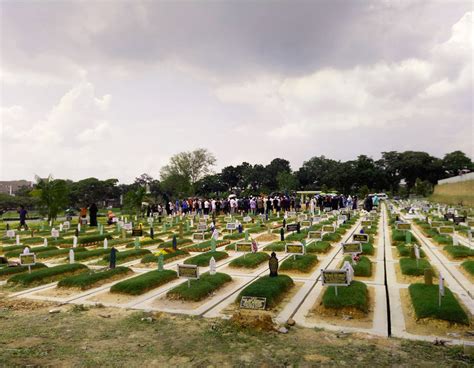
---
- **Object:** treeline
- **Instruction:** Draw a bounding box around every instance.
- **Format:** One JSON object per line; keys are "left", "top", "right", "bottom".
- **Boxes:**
{"left": 2, "top": 150, "right": 472, "bottom": 219}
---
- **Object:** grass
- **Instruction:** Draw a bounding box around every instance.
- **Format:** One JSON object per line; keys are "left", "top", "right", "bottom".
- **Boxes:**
{"left": 167, "top": 272, "right": 232, "bottom": 301}
{"left": 444, "top": 245, "right": 474, "bottom": 259}
{"left": 361, "top": 243, "right": 375, "bottom": 255}
{"left": 125, "top": 238, "right": 164, "bottom": 248}
{"left": 408, "top": 283, "right": 469, "bottom": 324}
{"left": 461, "top": 260, "right": 474, "bottom": 276}
{"left": 35, "top": 247, "right": 87, "bottom": 259}
{"left": 8, "top": 263, "right": 88, "bottom": 285}
{"left": 73, "top": 248, "right": 111, "bottom": 261}
{"left": 101, "top": 249, "right": 151, "bottom": 264}
{"left": 392, "top": 229, "right": 412, "bottom": 243}
{"left": 184, "top": 239, "right": 230, "bottom": 252}
{"left": 58, "top": 267, "right": 132, "bottom": 290}
{"left": 0, "top": 263, "right": 47, "bottom": 279}
{"left": 110, "top": 270, "right": 177, "bottom": 295}
{"left": 238, "top": 275, "right": 294, "bottom": 308}
{"left": 140, "top": 249, "right": 189, "bottom": 264}
{"left": 399, "top": 258, "right": 432, "bottom": 276}
{"left": 322, "top": 233, "right": 342, "bottom": 242}
{"left": 343, "top": 256, "right": 372, "bottom": 277}
{"left": 396, "top": 244, "right": 426, "bottom": 258}
{"left": 223, "top": 232, "right": 245, "bottom": 240}
{"left": 322, "top": 280, "right": 368, "bottom": 313}
{"left": 184, "top": 251, "right": 228, "bottom": 266}
{"left": 229, "top": 252, "right": 269, "bottom": 268}
{"left": 158, "top": 238, "right": 193, "bottom": 248}
{"left": 280, "top": 254, "right": 318, "bottom": 273}
{"left": 306, "top": 241, "right": 331, "bottom": 254}
{"left": 5, "top": 246, "right": 58, "bottom": 258}
{"left": 433, "top": 235, "right": 453, "bottom": 246}
{"left": 263, "top": 241, "right": 286, "bottom": 252}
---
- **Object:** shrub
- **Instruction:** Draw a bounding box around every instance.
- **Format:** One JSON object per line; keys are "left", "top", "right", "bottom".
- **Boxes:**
{"left": 8, "top": 263, "right": 88, "bottom": 285}
{"left": 58, "top": 267, "right": 132, "bottom": 290}
{"left": 361, "top": 243, "right": 375, "bottom": 255}
{"left": 167, "top": 272, "right": 232, "bottom": 301}
{"left": 229, "top": 252, "right": 268, "bottom": 268}
{"left": 280, "top": 254, "right": 318, "bottom": 273}
{"left": 110, "top": 270, "right": 177, "bottom": 295}
{"left": 237, "top": 275, "right": 294, "bottom": 308}
{"left": 399, "top": 258, "right": 432, "bottom": 276}
{"left": 184, "top": 251, "right": 228, "bottom": 267}
{"left": 322, "top": 280, "right": 368, "bottom": 313}
{"left": 408, "top": 283, "right": 469, "bottom": 325}
{"left": 461, "top": 260, "right": 474, "bottom": 276}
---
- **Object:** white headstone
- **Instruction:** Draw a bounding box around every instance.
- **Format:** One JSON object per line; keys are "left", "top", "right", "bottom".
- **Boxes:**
{"left": 342, "top": 261, "right": 354, "bottom": 283}
{"left": 16, "top": 234, "right": 20, "bottom": 245}
{"left": 69, "top": 249, "right": 75, "bottom": 264}
{"left": 104, "top": 238, "right": 108, "bottom": 249}
{"left": 414, "top": 245, "right": 420, "bottom": 259}
{"left": 212, "top": 229, "right": 219, "bottom": 240}
{"left": 78, "top": 223, "right": 81, "bottom": 232}
{"left": 23, "top": 247, "right": 30, "bottom": 254}
{"left": 209, "top": 257, "right": 216, "bottom": 275}
{"left": 73, "top": 236, "right": 78, "bottom": 248}
{"left": 44, "top": 238, "right": 48, "bottom": 247}
{"left": 59, "top": 223, "right": 63, "bottom": 232}
{"left": 453, "top": 237, "right": 459, "bottom": 246}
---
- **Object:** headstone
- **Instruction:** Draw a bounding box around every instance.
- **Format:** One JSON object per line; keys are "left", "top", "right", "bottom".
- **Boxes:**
{"left": 59, "top": 223, "right": 63, "bottom": 232}
{"left": 252, "top": 239, "right": 258, "bottom": 253}
{"left": 73, "top": 236, "right": 78, "bottom": 248}
{"left": 405, "top": 231, "right": 412, "bottom": 244}
{"left": 44, "top": 238, "right": 48, "bottom": 247}
{"left": 109, "top": 247, "right": 117, "bottom": 269}
{"left": 75, "top": 228, "right": 79, "bottom": 237}
{"left": 23, "top": 246, "right": 30, "bottom": 254}
{"left": 172, "top": 235, "right": 177, "bottom": 251}
{"left": 16, "top": 234, "right": 20, "bottom": 245}
{"left": 69, "top": 249, "right": 74, "bottom": 264}
{"left": 179, "top": 223, "right": 184, "bottom": 238}
{"left": 424, "top": 268, "right": 434, "bottom": 285}
{"left": 269, "top": 252, "right": 278, "bottom": 277}
{"left": 280, "top": 227, "right": 285, "bottom": 241}
{"left": 158, "top": 253, "right": 164, "bottom": 271}
{"left": 78, "top": 223, "right": 81, "bottom": 232}
{"left": 211, "top": 237, "right": 216, "bottom": 252}
{"left": 104, "top": 238, "right": 108, "bottom": 249}
{"left": 209, "top": 257, "right": 216, "bottom": 275}
{"left": 245, "top": 230, "right": 249, "bottom": 241}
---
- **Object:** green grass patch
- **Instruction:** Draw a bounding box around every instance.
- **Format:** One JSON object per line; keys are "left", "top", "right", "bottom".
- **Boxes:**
{"left": 125, "top": 238, "right": 164, "bottom": 248}
{"left": 167, "top": 272, "right": 232, "bottom": 301}
{"left": 322, "top": 280, "right": 368, "bottom": 313}
{"left": 396, "top": 244, "right": 425, "bottom": 258}
{"left": 110, "top": 269, "right": 177, "bottom": 295}
{"left": 461, "top": 260, "right": 474, "bottom": 276}
{"left": 184, "top": 239, "right": 230, "bottom": 252}
{"left": 158, "top": 238, "right": 193, "bottom": 248}
{"left": 73, "top": 248, "right": 111, "bottom": 261}
{"left": 223, "top": 232, "right": 245, "bottom": 240}
{"left": 343, "top": 256, "right": 372, "bottom": 277}
{"left": 263, "top": 241, "right": 286, "bottom": 252}
{"left": 238, "top": 275, "right": 294, "bottom": 308}
{"left": 5, "top": 246, "right": 58, "bottom": 258}
{"left": 361, "top": 243, "right": 375, "bottom": 255}
{"left": 444, "top": 245, "right": 474, "bottom": 259}
{"left": 229, "top": 252, "right": 268, "bottom": 268}
{"left": 408, "top": 283, "right": 469, "bottom": 324}
{"left": 399, "top": 257, "right": 432, "bottom": 276}
{"left": 184, "top": 251, "right": 228, "bottom": 266}
{"left": 8, "top": 263, "right": 88, "bottom": 285}
{"left": 140, "top": 249, "right": 189, "bottom": 264}
{"left": 306, "top": 241, "right": 331, "bottom": 254}
{"left": 58, "top": 267, "right": 132, "bottom": 290}
{"left": 322, "top": 232, "right": 342, "bottom": 242}
{"left": 101, "top": 249, "right": 151, "bottom": 264}
{"left": 0, "top": 263, "right": 47, "bottom": 279}
{"left": 280, "top": 254, "right": 318, "bottom": 273}
{"left": 36, "top": 247, "right": 87, "bottom": 259}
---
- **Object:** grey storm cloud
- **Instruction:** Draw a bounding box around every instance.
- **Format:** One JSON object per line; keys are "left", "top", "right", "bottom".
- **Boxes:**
{"left": 0, "top": 0, "right": 472, "bottom": 182}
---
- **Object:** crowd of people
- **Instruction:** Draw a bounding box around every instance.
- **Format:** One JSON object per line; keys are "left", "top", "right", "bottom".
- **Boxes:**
{"left": 144, "top": 193, "right": 367, "bottom": 218}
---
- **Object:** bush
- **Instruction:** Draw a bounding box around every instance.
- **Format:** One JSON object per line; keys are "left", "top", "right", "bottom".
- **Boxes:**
{"left": 280, "top": 254, "right": 318, "bottom": 273}
{"left": 167, "top": 272, "right": 232, "bottom": 301}
{"left": 399, "top": 258, "right": 432, "bottom": 276}
{"left": 343, "top": 256, "right": 372, "bottom": 277}
{"left": 306, "top": 241, "right": 331, "bottom": 254}
{"left": 408, "top": 283, "right": 469, "bottom": 325}
{"left": 110, "top": 270, "right": 177, "bottom": 295}
{"left": 322, "top": 280, "right": 368, "bottom": 313}
{"left": 0, "top": 263, "right": 47, "bottom": 278}
{"left": 58, "top": 267, "right": 132, "bottom": 290}
{"left": 229, "top": 252, "right": 268, "bottom": 268}
{"left": 8, "top": 263, "right": 88, "bottom": 285}
{"left": 238, "top": 275, "right": 294, "bottom": 308}
{"left": 184, "top": 251, "right": 228, "bottom": 267}
{"left": 444, "top": 245, "right": 474, "bottom": 259}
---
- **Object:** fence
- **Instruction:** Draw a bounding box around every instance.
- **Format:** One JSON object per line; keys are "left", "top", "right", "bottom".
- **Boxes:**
{"left": 437, "top": 172, "right": 474, "bottom": 185}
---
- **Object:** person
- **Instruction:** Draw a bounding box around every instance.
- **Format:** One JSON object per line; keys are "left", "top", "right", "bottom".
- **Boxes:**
{"left": 18, "top": 205, "right": 28, "bottom": 230}
{"left": 89, "top": 203, "right": 98, "bottom": 226}
{"left": 80, "top": 206, "right": 88, "bottom": 225}
{"left": 364, "top": 196, "right": 373, "bottom": 212}
{"left": 107, "top": 210, "right": 116, "bottom": 225}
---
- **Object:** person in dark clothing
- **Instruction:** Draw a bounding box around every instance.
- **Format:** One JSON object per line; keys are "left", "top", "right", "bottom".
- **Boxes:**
{"left": 364, "top": 196, "right": 373, "bottom": 212}
{"left": 89, "top": 203, "right": 98, "bottom": 226}
{"left": 18, "top": 205, "right": 28, "bottom": 230}
{"left": 352, "top": 196, "right": 358, "bottom": 210}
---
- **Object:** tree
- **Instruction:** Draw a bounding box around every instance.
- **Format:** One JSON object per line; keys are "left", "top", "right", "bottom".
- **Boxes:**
{"left": 31, "top": 175, "right": 69, "bottom": 223}
{"left": 277, "top": 172, "right": 298, "bottom": 192}
{"left": 264, "top": 158, "right": 291, "bottom": 190}
{"left": 194, "top": 174, "right": 227, "bottom": 196}
{"left": 160, "top": 173, "right": 192, "bottom": 199}
{"left": 160, "top": 148, "right": 216, "bottom": 186}
{"left": 442, "top": 151, "right": 473, "bottom": 176}
{"left": 221, "top": 166, "right": 241, "bottom": 190}
{"left": 413, "top": 178, "right": 433, "bottom": 197}
{"left": 123, "top": 186, "right": 146, "bottom": 216}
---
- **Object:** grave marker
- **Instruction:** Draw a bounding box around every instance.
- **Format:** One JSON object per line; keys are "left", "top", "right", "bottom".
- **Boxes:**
{"left": 353, "top": 234, "right": 369, "bottom": 243}
{"left": 240, "top": 296, "right": 266, "bottom": 310}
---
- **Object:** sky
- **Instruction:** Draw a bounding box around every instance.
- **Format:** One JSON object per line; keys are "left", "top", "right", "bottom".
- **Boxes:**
{"left": 0, "top": 0, "right": 472, "bottom": 183}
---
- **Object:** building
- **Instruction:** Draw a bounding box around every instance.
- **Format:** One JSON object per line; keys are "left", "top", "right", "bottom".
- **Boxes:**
{"left": 0, "top": 180, "right": 33, "bottom": 195}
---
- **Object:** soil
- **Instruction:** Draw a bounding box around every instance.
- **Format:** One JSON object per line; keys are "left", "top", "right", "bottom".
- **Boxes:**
{"left": 307, "top": 286, "right": 375, "bottom": 329}
{"left": 400, "top": 288, "right": 474, "bottom": 341}
{"left": 255, "top": 234, "right": 278, "bottom": 242}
